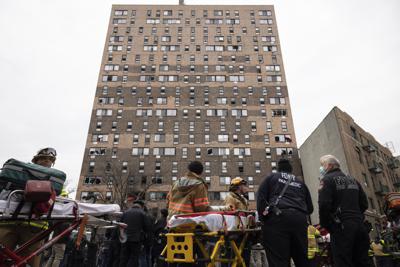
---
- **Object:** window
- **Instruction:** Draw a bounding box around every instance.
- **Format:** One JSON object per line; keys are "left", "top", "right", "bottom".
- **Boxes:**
{"left": 104, "top": 64, "right": 120, "bottom": 71}
{"left": 269, "top": 97, "right": 286, "bottom": 105}
{"left": 204, "top": 134, "right": 210, "bottom": 144}
{"left": 92, "top": 134, "right": 108, "bottom": 143}
{"left": 154, "top": 133, "right": 165, "bottom": 142}
{"left": 207, "top": 148, "right": 230, "bottom": 156}
{"left": 88, "top": 147, "right": 106, "bottom": 156}
{"left": 113, "top": 18, "right": 127, "bottom": 24}
{"left": 281, "top": 121, "right": 288, "bottom": 131}
{"left": 206, "top": 109, "right": 228, "bottom": 117}
{"left": 259, "top": 18, "right": 273, "bottom": 24}
{"left": 233, "top": 148, "right": 251, "bottom": 156}
{"left": 274, "top": 134, "right": 292, "bottom": 143}
{"left": 220, "top": 176, "right": 231, "bottom": 185}
{"left": 205, "top": 162, "right": 211, "bottom": 173}
{"left": 264, "top": 134, "right": 270, "bottom": 145}
{"left": 251, "top": 122, "right": 257, "bottom": 131}
{"left": 263, "top": 46, "right": 278, "bottom": 52}
{"left": 214, "top": 10, "right": 223, "bottom": 16}
{"left": 102, "top": 75, "right": 118, "bottom": 82}
{"left": 98, "top": 97, "right": 115, "bottom": 104}
{"left": 266, "top": 75, "right": 282, "bottom": 82}
{"left": 113, "top": 134, "right": 120, "bottom": 144}
{"left": 255, "top": 162, "right": 261, "bottom": 173}
{"left": 133, "top": 134, "right": 139, "bottom": 144}
{"left": 136, "top": 109, "right": 153, "bottom": 117}
{"left": 163, "top": 10, "right": 172, "bottom": 16}
{"left": 276, "top": 147, "right": 294, "bottom": 156}
{"left": 266, "top": 65, "right": 280, "bottom": 72}
{"left": 265, "top": 148, "right": 272, "bottom": 158}
{"left": 172, "top": 162, "right": 178, "bottom": 173}
{"left": 231, "top": 109, "right": 248, "bottom": 117}
{"left": 218, "top": 134, "right": 229, "bottom": 142}
{"left": 146, "top": 18, "right": 160, "bottom": 24}
{"left": 153, "top": 147, "right": 176, "bottom": 156}
{"left": 272, "top": 109, "right": 287, "bottom": 117}
{"left": 114, "top": 10, "right": 128, "bottom": 16}
{"left": 96, "top": 109, "right": 112, "bottom": 116}
{"left": 266, "top": 121, "right": 272, "bottom": 131}
{"left": 143, "top": 45, "right": 158, "bottom": 51}
{"left": 132, "top": 148, "right": 150, "bottom": 156}
{"left": 182, "top": 147, "right": 187, "bottom": 158}
{"left": 227, "top": 45, "right": 242, "bottom": 51}
{"left": 96, "top": 121, "right": 102, "bottom": 131}
{"left": 228, "top": 76, "right": 245, "bottom": 82}
{"left": 195, "top": 148, "right": 201, "bottom": 158}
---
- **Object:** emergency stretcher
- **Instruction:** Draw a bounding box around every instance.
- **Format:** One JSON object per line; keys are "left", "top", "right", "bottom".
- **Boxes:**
{"left": 0, "top": 190, "right": 125, "bottom": 267}
{"left": 160, "top": 210, "right": 260, "bottom": 267}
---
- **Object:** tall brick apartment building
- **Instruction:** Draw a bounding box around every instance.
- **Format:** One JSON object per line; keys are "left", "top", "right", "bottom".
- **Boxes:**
{"left": 76, "top": 4, "right": 300, "bottom": 209}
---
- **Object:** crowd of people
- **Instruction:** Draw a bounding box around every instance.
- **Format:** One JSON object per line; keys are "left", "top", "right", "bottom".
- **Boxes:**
{"left": 0, "top": 148, "right": 397, "bottom": 266}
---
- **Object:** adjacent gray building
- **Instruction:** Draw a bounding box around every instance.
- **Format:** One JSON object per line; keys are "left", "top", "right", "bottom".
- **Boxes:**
{"left": 300, "top": 106, "right": 399, "bottom": 232}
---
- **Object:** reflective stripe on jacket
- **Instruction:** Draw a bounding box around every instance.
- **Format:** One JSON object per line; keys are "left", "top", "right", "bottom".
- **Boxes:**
{"left": 167, "top": 172, "right": 211, "bottom": 220}
{"left": 308, "top": 225, "right": 320, "bottom": 259}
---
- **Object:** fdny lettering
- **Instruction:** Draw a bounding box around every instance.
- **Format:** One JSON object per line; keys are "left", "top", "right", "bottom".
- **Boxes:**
{"left": 278, "top": 173, "right": 302, "bottom": 188}
{"left": 333, "top": 176, "right": 359, "bottom": 190}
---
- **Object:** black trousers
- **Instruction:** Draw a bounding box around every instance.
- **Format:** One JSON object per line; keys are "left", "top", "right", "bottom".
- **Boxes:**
{"left": 119, "top": 241, "right": 141, "bottom": 267}
{"left": 330, "top": 220, "right": 373, "bottom": 267}
{"left": 261, "top": 209, "right": 308, "bottom": 267}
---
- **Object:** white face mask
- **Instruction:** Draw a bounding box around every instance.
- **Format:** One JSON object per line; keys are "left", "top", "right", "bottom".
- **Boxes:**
{"left": 319, "top": 166, "right": 327, "bottom": 176}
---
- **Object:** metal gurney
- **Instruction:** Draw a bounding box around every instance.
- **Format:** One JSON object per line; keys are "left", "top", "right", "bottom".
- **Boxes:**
{"left": 0, "top": 190, "right": 125, "bottom": 267}
{"left": 161, "top": 211, "right": 260, "bottom": 267}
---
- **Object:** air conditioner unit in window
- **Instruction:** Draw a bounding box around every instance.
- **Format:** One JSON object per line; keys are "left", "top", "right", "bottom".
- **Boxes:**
{"left": 388, "top": 157, "right": 400, "bottom": 169}
{"left": 369, "top": 164, "right": 383, "bottom": 174}
{"left": 363, "top": 145, "right": 376, "bottom": 153}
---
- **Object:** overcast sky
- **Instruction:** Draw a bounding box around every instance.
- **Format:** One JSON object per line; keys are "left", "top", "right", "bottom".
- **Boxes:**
{"left": 0, "top": 0, "right": 399, "bottom": 193}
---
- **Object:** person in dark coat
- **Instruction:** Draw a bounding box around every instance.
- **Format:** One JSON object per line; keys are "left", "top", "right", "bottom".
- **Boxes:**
{"left": 318, "top": 154, "right": 372, "bottom": 267}
{"left": 257, "top": 158, "right": 313, "bottom": 267}
{"left": 119, "top": 202, "right": 151, "bottom": 267}
{"left": 151, "top": 209, "right": 168, "bottom": 267}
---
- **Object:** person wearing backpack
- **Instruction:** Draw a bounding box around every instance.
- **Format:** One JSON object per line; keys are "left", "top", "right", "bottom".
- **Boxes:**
{"left": 0, "top": 147, "right": 57, "bottom": 267}
{"left": 256, "top": 158, "right": 313, "bottom": 267}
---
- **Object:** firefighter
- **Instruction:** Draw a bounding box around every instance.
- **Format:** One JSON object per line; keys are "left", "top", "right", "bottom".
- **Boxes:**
{"left": 307, "top": 224, "right": 320, "bottom": 267}
{"left": 224, "top": 177, "right": 249, "bottom": 211}
{"left": 0, "top": 147, "right": 57, "bottom": 267}
{"left": 318, "top": 154, "right": 372, "bottom": 267}
{"left": 167, "top": 161, "right": 211, "bottom": 219}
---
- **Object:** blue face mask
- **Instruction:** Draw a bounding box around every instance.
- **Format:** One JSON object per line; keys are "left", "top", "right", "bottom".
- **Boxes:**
{"left": 319, "top": 166, "right": 327, "bottom": 176}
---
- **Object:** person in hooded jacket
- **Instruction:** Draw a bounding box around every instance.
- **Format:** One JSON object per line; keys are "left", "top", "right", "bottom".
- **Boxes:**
{"left": 167, "top": 161, "right": 211, "bottom": 220}
{"left": 224, "top": 177, "right": 249, "bottom": 211}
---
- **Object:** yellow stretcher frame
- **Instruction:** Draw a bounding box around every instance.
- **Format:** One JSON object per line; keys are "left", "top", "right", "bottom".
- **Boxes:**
{"left": 161, "top": 229, "right": 257, "bottom": 267}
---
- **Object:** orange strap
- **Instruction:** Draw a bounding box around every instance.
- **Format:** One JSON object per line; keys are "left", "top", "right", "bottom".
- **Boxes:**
{"left": 76, "top": 214, "right": 88, "bottom": 249}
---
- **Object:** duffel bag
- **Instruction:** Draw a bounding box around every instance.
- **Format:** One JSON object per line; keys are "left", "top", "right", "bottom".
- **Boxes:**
{"left": 0, "top": 158, "right": 66, "bottom": 195}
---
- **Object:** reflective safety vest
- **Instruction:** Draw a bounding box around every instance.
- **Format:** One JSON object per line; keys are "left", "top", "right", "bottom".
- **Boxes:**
{"left": 308, "top": 225, "right": 320, "bottom": 259}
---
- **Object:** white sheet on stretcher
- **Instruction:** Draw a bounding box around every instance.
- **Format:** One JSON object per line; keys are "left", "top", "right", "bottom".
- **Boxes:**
{"left": 168, "top": 214, "right": 248, "bottom": 232}
{"left": 0, "top": 200, "right": 120, "bottom": 216}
